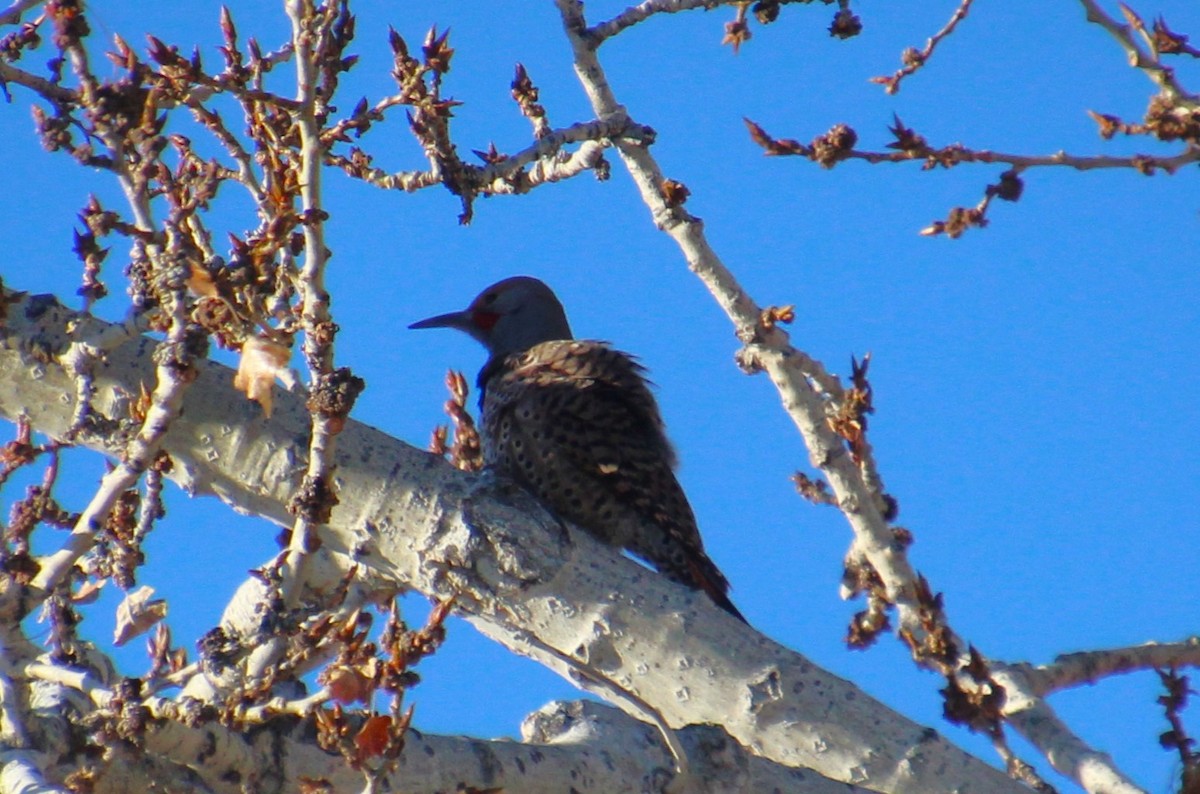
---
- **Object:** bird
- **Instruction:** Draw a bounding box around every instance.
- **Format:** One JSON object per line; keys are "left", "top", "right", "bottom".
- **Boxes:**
{"left": 410, "top": 276, "right": 745, "bottom": 622}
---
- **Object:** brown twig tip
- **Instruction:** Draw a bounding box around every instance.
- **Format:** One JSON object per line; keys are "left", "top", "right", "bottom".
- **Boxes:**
{"left": 752, "top": 0, "right": 781, "bottom": 25}
{"left": 846, "top": 601, "right": 890, "bottom": 649}
{"left": 743, "top": 117, "right": 858, "bottom": 167}
{"left": 1088, "top": 109, "right": 1127, "bottom": 139}
{"left": 827, "top": 353, "right": 874, "bottom": 462}
{"left": 811, "top": 123, "right": 858, "bottom": 167}
{"left": 1157, "top": 668, "right": 1200, "bottom": 791}
{"left": 870, "top": 0, "right": 972, "bottom": 93}
{"left": 843, "top": 557, "right": 891, "bottom": 650}
{"left": 511, "top": 63, "right": 534, "bottom": 98}
{"left": 433, "top": 370, "right": 483, "bottom": 472}
{"left": 311, "top": 597, "right": 446, "bottom": 767}
{"left": 986, "top": 169, "right": 1024, "bottom": 202}
{"left": 659, "top": 177, "right": 690, "bottom": 207}
{"left": 920, "top": 205, "right": 987, "bottom": 238}
{"left": 0, "top": 19, "right": 43, "bottom": 65}
{"left": 759, "top": 304, "right": 795, "bottom": 332}
{"left": 219, "top": 5, "right": 237, "bottom": 44}
{"left": 886, "top": 114, "right": 930, "bottom": 154}
{"left": 791, "top": 471, "right": 835, "bottom": 506}
{"left": 1088, "top": 96, "right": 1200, "bottom": 147}
{"left": 471, "top": 141, "right": 504, "bottom": 164}
{"left": 829, "top": 8, "right": 862, "bottom": 40}
{"left": 721, "top": 3, "right": 751, "bottom": 54}
{"left": 421, "top": 26, "right": 454, "bottom": 74}
{"left": 427, "top": 425, "right": 449, "bottom": 456}
{"left": 510, "top": 63, "right": 549, "bottom": 136}
{"left": 1153, "top": 16, "right": 1200, "bottom": 58}
{"left": 0, "top": 416, "right": 37, "bottom": 475}
{"left": 1143, "top": 93, "right": 1200, "bottom": 143}
{"left": 47, "top": 0, "right": 90, "bottom": 49}
{"left": 72, "top": 226, "right": 110, "bottom": 304}
{"left": 941, "top": 666, "right": 1005, "bottom": 734}
{"left": 907, "top": 574, "right": 962, "bottom": 666}
{"left": 743, "top": 117, "right": 808, "bottom": 156}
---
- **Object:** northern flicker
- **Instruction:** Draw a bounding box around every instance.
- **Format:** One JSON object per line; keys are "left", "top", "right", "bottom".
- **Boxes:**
{"left": 410, "top": 276, "right": 745, "bottom": 622}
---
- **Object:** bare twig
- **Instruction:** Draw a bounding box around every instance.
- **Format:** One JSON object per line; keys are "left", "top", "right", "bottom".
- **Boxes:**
{"left": 1156, "top": 668, "right": 1200, "bottom": 793}
{"left": 991, "top": 731, "right": 1058, "bottom": 793}
{"left": 746, "top": 116, "right": 1200, "bottom": 173}
{"left": 32, "top": 298, "right": 193, "bottom": 597}
{"left": 284, "top": 0, "right": 341, "bottom": 563}
{"left": 31, "top": 24, "right": 199, "bottom": 600}
{"left": 0, "top": 61, "right": 76, "bottom": 103}
{"left": 586, "top": 0, "right": 840, "bottom": 47}
{"left": 331, "top": 105, "right": 640, "bottom": 198}
{"left": 511, "top": 63, "right": 551, "bottom": 138}
{"left": 587, "top": 0, "right": 725, "bottom": 46}
{"left": 871, "top": 0, "right": 975, "bottom": 94}
{"left": 1078, "top": 0, "right": 1198, "bottom": 104}
{"left": 745, "top": 115, "right": 1199, "bottom": 235}
{"left": 556, "top": 1, "right": 1144, "bottom": 790}
{"left": 0, "top": 0, "right": 43, "bottom": 28}
{"left": 508, "top": 623, "right": 691, "bottom": 780}
{"left": 182, "top": 98, "right": 267, "bottom": 204}
{"left": 1013, "top": 637, "right": 1200, "bottom": 697}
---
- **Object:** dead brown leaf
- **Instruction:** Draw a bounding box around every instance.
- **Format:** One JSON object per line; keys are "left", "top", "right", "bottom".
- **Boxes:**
{"left": 113, "top": 585, "right": 168, "bottom": 646}
{"left": 233, "top": 336, "right": 290, "bottom": 416}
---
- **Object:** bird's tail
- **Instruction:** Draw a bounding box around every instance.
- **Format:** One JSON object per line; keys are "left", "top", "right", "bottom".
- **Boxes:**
{"left": 686, "top": 556, "right": 748, "bottom": 624}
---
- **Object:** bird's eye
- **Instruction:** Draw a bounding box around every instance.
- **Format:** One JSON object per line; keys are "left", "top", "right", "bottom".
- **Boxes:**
{"left": 483, "top": 292, "right": 498, "bottom": 305}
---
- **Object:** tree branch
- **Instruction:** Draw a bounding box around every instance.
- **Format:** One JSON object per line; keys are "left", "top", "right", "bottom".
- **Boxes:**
{"left": 1078, "top": 0, "right": 1198, "bottom": 104}
{"left": 871, "top": 0, "right": 976, "bottom": 95}
{"left": 0, "top": 0, "right": 43, "bottom": 28}
{"left": 0, "top": 287, "right": 1020, "bottom": 792}
{"left": 0, "top": 61, "right": 77, "bottom": 104}
{"left": 1013, "top": 638, "right": 1200, "bottom": 697}
{"left": 554, "top": 1, "right": 1146, "bottom": 790}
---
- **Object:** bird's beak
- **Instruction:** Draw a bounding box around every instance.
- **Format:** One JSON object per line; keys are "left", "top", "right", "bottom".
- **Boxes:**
{"left": 408, "top": 310, "right": 472, "bottom": 331}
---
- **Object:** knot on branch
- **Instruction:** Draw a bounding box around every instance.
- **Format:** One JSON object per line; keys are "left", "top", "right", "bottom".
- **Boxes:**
{"left": 433, "top": 481, "right": 571, "bottom": 602}
{"left": 150, "top": 323, "right": 208, "bottom": 378}
{"left": 1145, "top": 93, "right": 1200, "bottom": 143}
{"left": 942, "top": 647, "right": 1006, "bottom": 737}
{"left": 307, "top": 367, "right": 365, "bottom": 432}
{"left": 287, "top": 473, "right": 338, "bottom": 527}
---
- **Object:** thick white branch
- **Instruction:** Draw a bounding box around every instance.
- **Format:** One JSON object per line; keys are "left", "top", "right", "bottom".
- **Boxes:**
{"left": 0, "top": 751, "right": 68, "bottom": 794}
{"left": 0, "top": 288, "right": 1019, "bottom": 792}
{"left": 17, "top": 676, "right": 878, "bottom": 794}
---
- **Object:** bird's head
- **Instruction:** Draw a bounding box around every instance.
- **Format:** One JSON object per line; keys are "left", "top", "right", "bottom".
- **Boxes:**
{"left": 409, "top": 276, "right": 574, "bottom": 358}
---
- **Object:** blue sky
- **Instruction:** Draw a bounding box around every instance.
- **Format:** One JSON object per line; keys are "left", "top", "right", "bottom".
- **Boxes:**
{"left": 2, "top": 1, "right": 1197, "bottom": 790}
